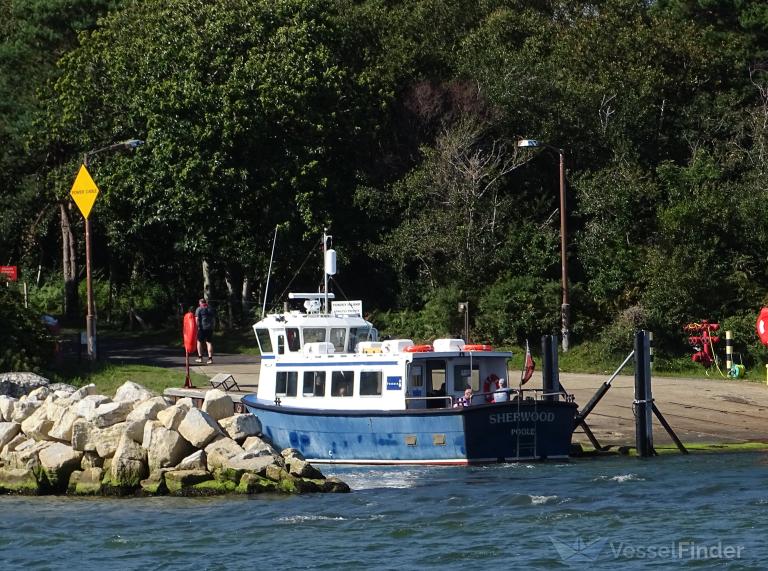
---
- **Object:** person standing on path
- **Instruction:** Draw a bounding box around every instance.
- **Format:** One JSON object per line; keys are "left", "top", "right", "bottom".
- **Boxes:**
{"left": 195, "top": 298, "right": 215, "bottom": 364}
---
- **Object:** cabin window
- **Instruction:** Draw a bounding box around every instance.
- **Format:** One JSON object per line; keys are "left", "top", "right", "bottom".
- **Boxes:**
{"left": 330, "top": 328, "right": 346, "bottom": 352}
{"left": 349, "top": 327, "right": 372, "bottom": 350}
{"left": 286, "top": 328, "right": 301, "bottom": 352}
{"left": 454, "top": 364, "right": 480, "bottom": 392}
{"left": 410, "top": 365, "right": 424, "bottom": 388}
{"left": 331, "top": 371, "right": 354, "bottom": 397}
{"left": 427, "top": 360, "right": 447, "bottom": 394}
{"left": 277, "top": 335, "right": 285, "bottom": 355}
{"left": 303, "top": 371, "right": 326, "bottom": 397}
{"left": 303, "top": 328, "right": 326, "bottom": 344}
{"left": 255, "top": 328, "right": 273, "bottom": 354}
{"left": 360, "top": 371, "right": 382, "bottom": 396}
{"left": 276, "top": 371, "right": 298, "bottom": 396}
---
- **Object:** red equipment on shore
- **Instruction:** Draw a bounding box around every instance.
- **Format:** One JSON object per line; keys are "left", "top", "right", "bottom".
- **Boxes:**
{"left": 182, "top": 310, "right": 197, "bottom": 388}
{"left": 684, "top": 320, "right": 720, "bottom": 368}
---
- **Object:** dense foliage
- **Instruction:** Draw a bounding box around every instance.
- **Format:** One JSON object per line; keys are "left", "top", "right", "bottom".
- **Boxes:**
{"left": 3, "top": 0, "right": 768, "bottom": 362}
{"left": 0, "top": 287, "right": 53, "bottom": 372}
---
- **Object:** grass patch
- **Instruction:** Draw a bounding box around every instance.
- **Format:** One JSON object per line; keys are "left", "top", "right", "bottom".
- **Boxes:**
{"left": 49, "top": 362, "right": 208, "bottom": 396}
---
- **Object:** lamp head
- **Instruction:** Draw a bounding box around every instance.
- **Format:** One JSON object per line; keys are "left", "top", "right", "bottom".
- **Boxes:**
{"left": 517, "top": 139, "right": 541, "bottom": 148}
{"left": 124, "top": 139, "right": 144, "bottom": 149}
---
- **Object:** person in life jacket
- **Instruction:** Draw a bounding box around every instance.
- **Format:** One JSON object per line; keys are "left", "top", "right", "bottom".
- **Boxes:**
{"left": 195, "top": 298, "right": 216, "bottom": 364}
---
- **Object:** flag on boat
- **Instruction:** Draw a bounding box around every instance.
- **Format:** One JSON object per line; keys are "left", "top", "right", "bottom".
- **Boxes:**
{"left": 521, "top": 340, "right": 535, "bottom": 385}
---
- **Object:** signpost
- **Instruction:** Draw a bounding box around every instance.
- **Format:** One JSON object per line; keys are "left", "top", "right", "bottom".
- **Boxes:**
{"left": 70, "top": 164, "right": 100, "bottom": 361}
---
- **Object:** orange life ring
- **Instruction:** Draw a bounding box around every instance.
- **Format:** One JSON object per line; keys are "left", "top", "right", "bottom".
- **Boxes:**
{"left": 463, "top": 344, "right": 493, "bottom": 352}
{"left": 404, "top": 344, "right": 433, "bottom": 353}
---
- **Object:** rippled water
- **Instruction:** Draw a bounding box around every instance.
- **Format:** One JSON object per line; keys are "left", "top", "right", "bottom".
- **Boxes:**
{"left": 2, "top": 452, "right": 767, "bottom": 569}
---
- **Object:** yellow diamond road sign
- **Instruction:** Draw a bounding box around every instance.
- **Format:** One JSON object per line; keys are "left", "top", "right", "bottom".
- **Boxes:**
{"left": 70, "top": 164, "right": 100, "bottom": 219}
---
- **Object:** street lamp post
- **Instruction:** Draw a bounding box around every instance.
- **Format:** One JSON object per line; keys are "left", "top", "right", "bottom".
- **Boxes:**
{"left": 81, "top": 139, "right": 144, "bottom": 360}
{"left": 517, "top": 139, "right": 570, "bottom": 352}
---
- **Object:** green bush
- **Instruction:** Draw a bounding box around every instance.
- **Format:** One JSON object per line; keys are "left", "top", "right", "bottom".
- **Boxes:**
{"left": 721, "top": 311, "right": 768, "bottom": 369}
{"left": 0, "top": 286, "right": 54, "bottom": 372}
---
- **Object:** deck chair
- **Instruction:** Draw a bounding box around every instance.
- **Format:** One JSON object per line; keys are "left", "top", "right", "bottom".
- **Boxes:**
{"left": 209, "top": 372, "right": 240, "bottom": 391}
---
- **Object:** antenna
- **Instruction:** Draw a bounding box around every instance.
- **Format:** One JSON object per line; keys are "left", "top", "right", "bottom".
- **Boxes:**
{"left": 323, "top": 229, "right": 337, "bottom": 314}
{"left": 261, "top": 225, "right": 279, "bottom": 318}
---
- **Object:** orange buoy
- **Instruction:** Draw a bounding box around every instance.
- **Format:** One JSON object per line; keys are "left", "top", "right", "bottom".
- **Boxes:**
{"left": 403, "top": 344, "right": 433, "bottom": 353}
{"left": 462, "top": 344, "right": 493, "bottom": 352}
{"left": 757, "top": 307, "right": 768, "bottom": 346}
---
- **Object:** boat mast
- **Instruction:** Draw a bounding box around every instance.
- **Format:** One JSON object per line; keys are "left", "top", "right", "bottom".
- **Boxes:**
{"left": 323, "top": 228, "right": 337, "bottom": 315}
{"left": 261, "top": 225, "right": 279, "bottom": 319}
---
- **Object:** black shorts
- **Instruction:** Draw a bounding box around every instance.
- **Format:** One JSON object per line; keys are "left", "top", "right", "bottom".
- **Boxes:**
{"left": 197, "top": 328, "right": 213, "bottom": 343}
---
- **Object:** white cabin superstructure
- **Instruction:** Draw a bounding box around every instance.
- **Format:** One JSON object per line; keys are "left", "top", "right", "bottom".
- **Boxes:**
{"left": 252, "top": 300, "right": 512, "bottom": 411}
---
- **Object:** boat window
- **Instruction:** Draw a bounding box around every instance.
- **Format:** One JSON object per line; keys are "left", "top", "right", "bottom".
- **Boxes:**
{"left": 254, "top": 328, "right": 273, "bottom": 354}
{"left": 360, "top": 371, "right": 382, "bottom": 396}
{"left": 303, "top": 328, "right": 326, "bottom": 344}
{"left": 454, "top": 364, "right": 480, "bottom": 392}
{"left": 349, "top": 327, "right": 371, "bottom": 350}
{"left": 331, "top": 371, "right": 354, "bottom": 397}
{"left": 277, "top": 335, "right": 285, "bottom": 355}
{"left": 427, "top": 360, "right": 446, "bottom": 394}
{"left": 410, "top": 365, "right": 423, "bottom": 388}
{"left": 330, "top": 328, "right": 346, "bottom": 352}
{"left": 303, "top": 371, "right": 326, "bottom": 397}
{"left": 286, "top": 328, "right": 301, "bottom": 352}
{"left": 276, "top": 371, "right": 298, "bottom": 396}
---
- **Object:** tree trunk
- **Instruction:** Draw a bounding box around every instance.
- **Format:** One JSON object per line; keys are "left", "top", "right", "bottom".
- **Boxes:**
{"left": 224, "top": 266, "right": 238, "bottom": 328}
{"left": 60, "top": 202, "right": 79, "bottom": 320}
{"left": 242, "top": 275, "right": 253, "bottom": 320}
{"left": 202, "top": 258, "right": 212, "bottom": 301}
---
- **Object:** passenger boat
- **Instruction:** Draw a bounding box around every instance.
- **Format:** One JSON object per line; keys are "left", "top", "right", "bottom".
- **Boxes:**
{"left": 241, "top": 233, "right": 578, "bottom": 465}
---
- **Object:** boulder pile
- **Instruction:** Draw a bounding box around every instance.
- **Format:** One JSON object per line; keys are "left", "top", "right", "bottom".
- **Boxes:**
{"left": 0, "top": 379, "right": 349, "bottom": 496}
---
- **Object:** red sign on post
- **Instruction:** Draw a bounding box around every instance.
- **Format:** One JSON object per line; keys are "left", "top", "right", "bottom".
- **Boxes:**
{"left": 0, "top": 266, "right": 18, "bottom": 281}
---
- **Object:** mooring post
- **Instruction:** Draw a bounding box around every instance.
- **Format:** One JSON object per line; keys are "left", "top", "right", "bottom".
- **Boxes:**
{"left": 634, "top": 330, "right": 654, "bottom": 457}
{"left": 725, "top": 330, "right": 733, "bottom": 373}
{"left": 541, "top": 335, "right": 560, "bottom": 402}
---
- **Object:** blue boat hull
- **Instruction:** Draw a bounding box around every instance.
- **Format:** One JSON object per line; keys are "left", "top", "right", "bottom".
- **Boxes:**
{"left": 241, "top": 395, "right": 577, "bottom": 465}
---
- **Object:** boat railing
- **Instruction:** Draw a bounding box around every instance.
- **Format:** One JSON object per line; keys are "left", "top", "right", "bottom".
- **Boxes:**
{"left": 477, "top": 388, "right": 576, "bottom": 403}
{"left": 405, "top": 396, "right": 454, "bottom": 409}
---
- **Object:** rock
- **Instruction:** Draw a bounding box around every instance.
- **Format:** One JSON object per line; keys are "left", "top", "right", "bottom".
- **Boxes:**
{"left": 0, "top": 395, "right": 17, "bottom": 422}
{"left": 0, "top": 372, "right": 49, "bottom": 398}
{"left": 157, "top": 405, "right": 188, "bottom": 432}
{"left": 223, "top": 452, "right": 276, "bottom": 477}
{"left": 178, "top": 408, "right": 221, "bottom": 448}
{"left": 242, "top": 436, "right": 279, "bottom": 456}
{"left": 218, "top": 414, "right": 261, "bottom": 443}
{"left": 91, "top": 401, "right": 133, "bottom": 428}
{"left": 38, "top": 442, "right": 83, "bottom": 491}
{"left": 164, "top": 469, "right": 212, "bottom": 494}
{"left": 177, "top": 450, "right": 206, "bottom": 471}
{"left": 265, "top": 464, "right": 290, "bottom": 483}
{"left": 127, "top": 396, "right": 167, "bottom": 423}
{"left": 204, "top": 437, "right": 243, "bottom": 472}
{"left": 281, "top": 448, "right": 305, "bottom": 461}
{"left": 113, "top": 381, "right": 153, "bottom": 405}
{"left": 144, "top": 423, "right": 194, "bottom": 472}
{"left": 201, "top": 389, "right": 234, "bottom": 421}
{"left": 80, "top": 451, "right": 103, "bottom": 470}
{"left": 49, "top": 383, "right": 76, "bottom": 395}
{"left": 93, "top": 423, "right": 127, "bottom": 458}
{"left": 125, "top": 420, "right": 147, "bottom": 444}
{"left": 72, "top": 395, "right": 112, "bottom": 419}
{"left": 71, "top": 418, "right": 91, "bottom": 451}
{"left": 28, "top": 386, "right": 52, "bottom": 401}
{"left": 286, "top": 457, "right": 324, "bottom": 480}
{"left": 0, "top": 422, "right": 21, "bottom": 450}
{"left": 72, "top": 467, "right": 103, "bottom": 495}
{"left": 321, "top": 477, "right": 351, "bottom": 493}
{"left": 11, "top": 399, "right": 43, "bottom": 423}
{"left": 237, "top": 472, "right": 278, "bottom": 493}
{"left": 48, "top": 409, "right": 80, "bottom": 442}
{"left": 109, "top": 433, "right": 148, "bottom": 488}
{"left": 0, "top": 467, "right": 39, "bottom": 494}
{"left": 68, "top": 384, "right": 97, "bottom": 402}
{"left": 45, "top": 394, "right": 70, "bottom": 423}
{"left": 1, "top": 434, "right": 29, "bottom": 459}
{"left": 140, "top": 469, "right": 170, "bottom": 495}
{"left": 5, "top": 440, "right": 51, "bottom": 472}
{"left": 20, "top": 405, "right": 54, "bottom": 441}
